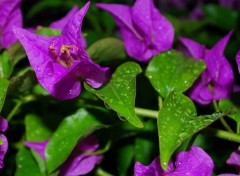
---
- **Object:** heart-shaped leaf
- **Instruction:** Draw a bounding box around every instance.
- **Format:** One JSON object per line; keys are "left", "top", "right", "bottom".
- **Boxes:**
{"left": 85, "top": 62, "right": 143, "bottom": 128}
{"left": 46, "top": 108, "right": 108, "bottom": 174}
{"left": 158, "top": 92, "right": 224, "bottom": 169}
{"left": 146, "top": 50, "right": 205, "bottom": 98}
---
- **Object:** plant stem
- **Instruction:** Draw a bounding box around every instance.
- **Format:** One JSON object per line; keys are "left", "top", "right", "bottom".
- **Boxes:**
{"left": 213, "top": 100, "right": 234, "bottom": 133}
{"left": 202, "top": 127, "right": 240, "bottom": 143}
{"left": 6, "top": 100, "right": 23, "bottom": 121}
{"left": 135, "top": 107, "right": 158, "bottom": 119}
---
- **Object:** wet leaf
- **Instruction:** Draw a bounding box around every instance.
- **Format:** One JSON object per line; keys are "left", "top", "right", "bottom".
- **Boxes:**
{"left": 46, "top": 108, "right": 107, "bottom": 174}
{"left": 158, "top": 92, "right": 224, "bottom": 169}
{"left": 146, "top": 50, "right": 205, "bottom": 98}
{"left": 87, "top": 37, "right": 126, "bottom": 64}
{"left": 15, "top": 148, "right": 41, "bottom": 176}
{"left": 85, "top": 62, "right": 143, "bottom": 128}
{"left": 0, "top": 78, "right": 9, "bottom": 113}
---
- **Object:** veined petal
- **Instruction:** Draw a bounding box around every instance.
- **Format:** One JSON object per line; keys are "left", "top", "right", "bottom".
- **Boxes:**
{"left": 132, "top": 0, "right": 174, "bottom": 54}
{"left": 204, "top": 31, "right": 233, "bottom": 81}
{"left": 0, "top": 0, "right": 22, "bottom": 49}
{"left": 179, "top": 37, "right": 206, "bottom": 60}
{"left": 62, "top": 2, "right": 90, "bottom": 47}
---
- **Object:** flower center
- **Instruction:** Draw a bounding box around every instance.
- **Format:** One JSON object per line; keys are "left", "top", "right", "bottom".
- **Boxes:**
{"left": 49, "top": 43, "right": 79, "bottom": 68}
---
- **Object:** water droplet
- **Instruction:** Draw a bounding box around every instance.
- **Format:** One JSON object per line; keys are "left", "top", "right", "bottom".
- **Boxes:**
{"left": 69, "top": 89, "right": 72, "bottom": 94}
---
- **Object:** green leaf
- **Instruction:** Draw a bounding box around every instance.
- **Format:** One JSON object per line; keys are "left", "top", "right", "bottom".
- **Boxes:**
{"left": 25, "top": 114, "right": 52, "bottom": 176}
{"left": 201, "top": 4, "right": 238, "bottom": 29}
{"left": 116, "top": 144, "right": 134, "bottom": 176}
{"left": 0, "top": 78, "right": 9, "bottom": 113}
{"left": 158, "top": 92, "right": 224, "bottom": 169}
{"left": 8, "top": 70, "right": 37, "bottom": 97}
{"left": 87, "top": 38, "right": 126, "bottom": 64}
{"left": 219, "top": 99, "right": 240, "bottom": 123}
{"left": 85, "top": 62, "right": 143, "bottom": 128}
{"left": 46, "top": 108, "right": 108, "bottom": 174}
{"left": 146, "top": 50, "right": 205, "bottom": 98}
{"left": 35, "top": 27, "right": 61, "bottom": 36}
{"left": 15, "top": 148, "right": 41, "bottom": 176}
{"left": 0, "top": 51, "right": 11, "bottom": 78}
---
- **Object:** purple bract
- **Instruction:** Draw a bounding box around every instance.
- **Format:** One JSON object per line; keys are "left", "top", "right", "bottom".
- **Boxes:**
{"left": 13, "top": 2, "right": 109, "bottom": 100}
{"left": 179, "top": 32, "right": 234, "bottom": 105}
{"left": 0, "top": 0, "right": 22, "bottom": 50}
{"left": 97, "top": 0, "right": 174, "bottom": 62}
{"left": 134, "top": 145, "right": 214, "bottom": 176}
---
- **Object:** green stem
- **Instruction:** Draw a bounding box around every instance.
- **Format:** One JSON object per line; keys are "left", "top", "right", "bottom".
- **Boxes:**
{"left": 135, "top": 107, "right": 158, "bottom": 119}
{"left": 213, "top": 100, "right": 234, "bottom": 133}
{"left": 85, "top": 140, "right": 112, "bottom": 155}
{"left": 202, "top": 127, "right": 240, "bottom": 143}
{"left": 6, "top": 100, "right": 23, "bottom": 121}
{"left": 237, "top": 123, "right": 240, "bottom": 135}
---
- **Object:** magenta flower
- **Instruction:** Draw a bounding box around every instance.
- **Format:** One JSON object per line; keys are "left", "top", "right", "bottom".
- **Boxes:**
{"left": 97, "top": 0, "right": 174, "bottom": 62}
{"left": 13, "top": 2, "right": 109, "bottom": 100}
{"left": 0, "top": 116, "right": 8, "bottom": 169}
{"left": 179, "top": 32, "right": 234, "bottom": 105}
{"left": 0, "top": 0, "right": 23, "bottom": 50}
{"left": 218, "top": 146, "right": 240, "bottom": 176}
{"left": 134, "top": 146, "right": 214, "bottom": 176}
{"left": 25, "top": 135, "right": 102, "bottom": 175}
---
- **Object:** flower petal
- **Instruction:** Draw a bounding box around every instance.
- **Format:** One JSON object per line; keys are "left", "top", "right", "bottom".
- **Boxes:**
{"left": 0, "top": 134, "right": 8, "bottom": 169}
{"left": 62, "top": 2, "right": 90, "bottom": 47}
{"left": 0, "top": 0, "right": 22, "bottom": 49}
{"left": 179, "top": 37, "right": 206, "bottom": 60}
{"left": 24, "top": 140, "right": 49, "bottom": 160}
{"left": 134, "top": 157, "right": 173, "bottom": 176}
{"left": 0, "top": 117, "right": 8, "bottom": 132}
{"left": 204, "top": 31, "right": 233, "bottom": 81}
{"left": 173, "top": 146, "right": 214, "bottom": 176}
{"left": 132, "top": 0, "right": 174, "bottom": 55}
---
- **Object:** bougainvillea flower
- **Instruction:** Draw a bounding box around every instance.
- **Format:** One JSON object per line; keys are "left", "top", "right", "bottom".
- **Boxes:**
{"left": 134, "top": 146, "right": 214, "bottom": 176}
{"left": 218, "top": 146, "right": 240, "bottom": 176}
{"left": 97, "top": 0, "right": 174, "bottom": 62}
{"left": 13, "top": 2, "right": 109, "bottom": 100}
{"left": 0, "top": 0, "right": 23, "bottom": 50}
{"left": 0, "top": 116, "right": 8, "bottom": 169}
{"left": 179, "top": 32, "right": 234, "bottom": 105}
{"left": 25, "top": 135, "right": 102, "bottom": 175}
